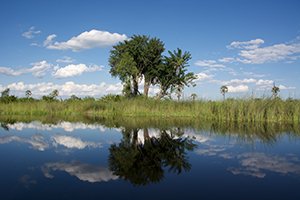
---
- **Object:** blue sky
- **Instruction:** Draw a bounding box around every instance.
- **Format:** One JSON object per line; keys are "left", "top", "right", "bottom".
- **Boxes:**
{"left": 0, "top": 0, "right": 299, "bottom": 100}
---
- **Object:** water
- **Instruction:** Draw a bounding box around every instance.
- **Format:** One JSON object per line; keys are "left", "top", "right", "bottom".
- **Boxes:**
{"left": 0, "top": 118, "right": 300, "bottom": 200}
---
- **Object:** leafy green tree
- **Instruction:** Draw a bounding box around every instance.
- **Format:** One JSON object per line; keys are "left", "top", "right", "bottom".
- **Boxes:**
{"left": 220, "top": 85, "right": 228, "bottom": 101}
{"left": 1, "top": 88, "right": 10, "bottom": 98}
{"left": 51, "top": 89, "right": 59, "bottom": 99}
{"left": 25, "top": 90, "right": 32, "bottom": 98}
{"left": 271, "top": 83, "right": 280, "bottom": 98}
{"left": 155, "top": 48, "right": 196, "bottom": 100}
{"left": 109, "top": 35, "right": 165, "bottom": 97}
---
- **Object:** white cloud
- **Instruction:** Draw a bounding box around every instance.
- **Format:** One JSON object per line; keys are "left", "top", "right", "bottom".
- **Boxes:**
{"left": 279, "top": 85, "right": 296, "bottom": 90}
{"left": 256, "top": 79, "right": 273, "bottom": 85}
{"left": 30, "top": 43, "right": 39, "bottom": 46}
{"left": 56, "top": 56, "right": 75, "bottom": 63}
{"left": 228, "top": 38, "right": 300, "bottom": 64}
{"left": 43, "top": 34, "right": 57, "bottom": 46}
{"left": 42, "top": 161, "right": 118, "bottom": 183}
{"left": 228, "top": 85, "right": 249, "bottom": 93}
{"left": 243, "top": 72, "right": 268, "bottom": 78}
{"left": 52, "top": 64, "right": 103, "bottom": 79}
{"left": 51, "top": 134, "right": 102, "bottom": 149}
{"left": 195, "top": 72, "right": 214, "bottom": 82}
{"left": 2, "top": 81, "right": 123, "bottom": 97}
{"left": 209, "top": 78, "right": 256, "bottom": 86}
{"left": 227, "top": 38, "right": 265, "bottom": 49}
{"left": 218, "top": 57, "right": 235, "bottom": 63}
{"left": 195, "top": 60, "right": 226, "bottom": 68}
{"left": 0, "top": 61, "right": 51, "bottom": 78}
{"left": 22, "top": 26, "right": 41, "bottom": 39}
{"left": 45, "top": 30, "right": 128, "bottom": 52}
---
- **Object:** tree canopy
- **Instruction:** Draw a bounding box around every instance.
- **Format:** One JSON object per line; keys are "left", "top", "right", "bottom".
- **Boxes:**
{"left": 108, "top": 35, "right": 196, "bottom": 99}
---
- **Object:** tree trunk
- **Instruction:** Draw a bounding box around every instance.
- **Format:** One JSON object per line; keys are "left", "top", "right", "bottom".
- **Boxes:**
{"left": 133, "top": 77, "right": 139, "bottom": 96}
{"left": 144, "top": 80, "right": 150, "bottom": 97}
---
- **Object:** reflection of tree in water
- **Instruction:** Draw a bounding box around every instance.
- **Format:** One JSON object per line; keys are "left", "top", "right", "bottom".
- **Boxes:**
{"left": 1, "top": 122, "right": 9, "bottom": 131}
{"left": 108, "top": 127, "right": 197, "bottom": 186}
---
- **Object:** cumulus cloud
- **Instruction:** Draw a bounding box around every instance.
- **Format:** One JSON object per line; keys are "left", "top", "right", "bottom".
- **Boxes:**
{"left": 195, "top": 72, "right": 214, "bottom": 82}
{"left": 56, "top": 56, "right": 75, "bottom": 63}
{"left": 43, "top": 34, "right": 57, "bottom": 46}
{"left": 0, "top": 61, "right": 52, "bottom": 78}
{"left": 228, "top": 85, "right": 249, "bottom": 93}
{"left": 209, "top": 78, "right": 256, "bottom": 86}
{"left": 45, "top": 30, "right": 128, "bottom": 52}
{"left": 256, "top": 79, "right": 273, "bottom": 85}
{"left": 227, "top": 38, "right": 265, "bottom": 50}
{"left": 2, "top": 81, "right": 123, "bottom": 97}
{"left": 218, "top": 57, "right": 235, "bottom": 63}
{"left": 42, "top": 161, "right": 118, "bottom": 182}
{"left": 279, "top": 85, "right": 296, "bottom": 90}
{"left": 52, "top": 64, "right": 103, "bottom": 79}
{"left": 22, "top": 26, "right": 41, "bottom": 39}
{"left": 51, "top": 134, "right": 102, "bottom": 149}
{"left": 228, "top": 38, "right": 300, "bottom": 64}
{"left": 195, "top": 60, "right": 226, "bottom": 68}
{"left": 243, "top": 72, "right": 268, "bottom": 78}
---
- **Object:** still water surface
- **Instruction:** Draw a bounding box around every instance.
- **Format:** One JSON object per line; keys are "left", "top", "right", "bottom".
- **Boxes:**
{"left": 0, "top": 118, "right": 300, "bottom": 200}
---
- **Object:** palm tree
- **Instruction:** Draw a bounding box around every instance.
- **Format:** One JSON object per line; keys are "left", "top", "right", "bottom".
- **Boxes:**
{"left": 190, "top": 93, "right": 197, "bottom": 101}
{"left": 271, "top": 83, "right": 280, "bottom": 98}
{"left": 25, "top": 90, "right": 32, "bottom": 98}
{"left": 220, "top": 85, "right": 228, "bottom": 101}
{"left": 165, "top": 48, "right": 192, "bottom": 101}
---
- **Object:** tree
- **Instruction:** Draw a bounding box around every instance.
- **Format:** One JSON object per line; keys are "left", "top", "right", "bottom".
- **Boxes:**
{"left": 51, "top": 89, "right": 59, "bottom": 99}
{"left": 1, "top": 88, "right": 10, "bottom": 98}
{"left": 25, "top": 90, "right": 32, "bottom": 98}
{"left": 166, "top": 48, "right": 192, "bottom": 101}
{"left": 109, "top": 35, "right": 165, "bottom": 97}
{"left": 191, "top": 93, "right": 197, "bottom": 101}
{"left": 220, "top": 85, "right": 228, "bottom": 101}
{"left": 155, "top": 48, "right": 196, "bottom": 100}
{"left": 271, "top": 82, "right": 280, "bottom": 98}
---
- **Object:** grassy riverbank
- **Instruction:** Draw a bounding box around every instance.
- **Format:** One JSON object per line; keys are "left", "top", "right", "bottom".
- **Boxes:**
{"left": 0, "top": 97, "right": 299, "bottom": 122}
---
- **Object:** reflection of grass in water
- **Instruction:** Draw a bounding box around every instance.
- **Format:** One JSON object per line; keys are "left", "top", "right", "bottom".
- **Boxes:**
{"left": 0, "top": 115, "right": 299, "bottom": 148}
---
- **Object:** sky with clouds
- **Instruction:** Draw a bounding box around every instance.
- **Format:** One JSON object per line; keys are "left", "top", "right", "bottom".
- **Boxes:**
{"left": 0, "top": 0, "right": 299, "bottom": 100}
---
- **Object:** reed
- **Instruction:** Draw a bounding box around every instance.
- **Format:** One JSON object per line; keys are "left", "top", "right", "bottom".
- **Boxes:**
{"left": 0, "top": 96, "right": 299, "bottom": 123}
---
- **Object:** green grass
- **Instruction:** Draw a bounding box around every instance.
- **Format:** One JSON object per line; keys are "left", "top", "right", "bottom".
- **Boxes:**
{"left": 0, "top": 97, "right": 299, "bottom": 123}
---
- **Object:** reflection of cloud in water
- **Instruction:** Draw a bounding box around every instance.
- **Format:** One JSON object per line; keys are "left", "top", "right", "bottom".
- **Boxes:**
{"left": 7, "top": 122, "right": 110, "bottom": 132}
{"left": 136, "top": 128, "right": 213, "bottom": 145}
{"left": 227, "top": 153, "right": 300, "bottom": 178}
{"left": 19, "top": 175, "right": 36, "bottom": 189}
{"left": 42, "top": 161, "right": 118, "bottom": 183}
{"left": 0, "top": 134, "right": 49, "bottom": 151}
{"left": 51, "top": 134, "right": 102, "bottom": 149}
{"left": 196, "top": 148, "right": 226, "bottom": 156}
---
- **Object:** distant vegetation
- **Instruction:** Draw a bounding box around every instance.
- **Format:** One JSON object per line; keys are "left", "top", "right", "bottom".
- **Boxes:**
{"left": 0, "top": 88, "right": 299, "bottom": 123}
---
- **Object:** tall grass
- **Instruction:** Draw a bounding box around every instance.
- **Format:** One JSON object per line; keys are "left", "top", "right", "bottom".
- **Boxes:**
{"left": 0, "top": 96, "right": 299, "bottom": 123}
